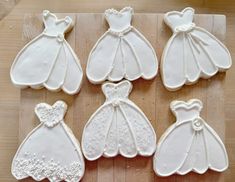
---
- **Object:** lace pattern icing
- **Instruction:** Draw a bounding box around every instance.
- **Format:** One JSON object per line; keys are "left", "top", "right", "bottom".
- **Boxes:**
{"left": 12, "top": 101, "right": 84, "bottom": 181}
{"left": 82, "top": 105, "right": 114, "bottom": 157}
{"left": 35, "top": 101, "right": 67, "bottom": 128}
{"left": 121, "top": 103, "right": 155, "bottom": 151}
{"left": 102, "top": 81, "right": 132, "bottom": 101}
{"left": 82, "top": 80, "right": 156, "bottom": 160}
{"left": 12, "top": 156, "right": 82, "bottom": 182}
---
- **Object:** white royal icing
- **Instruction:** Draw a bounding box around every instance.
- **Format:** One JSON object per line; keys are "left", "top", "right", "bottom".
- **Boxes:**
{"left": 161, "top": 7, "right": 232, "bottom": 91}
{"left": 11, "top": 101, "right": 85, "bottom": 182}
{"left": 86, "top": 7, "right": 158, "bottom": 84}
{"left": 10, "top": 10, "right": 83, "bottom": 95}
{"left": 82, "top": 80, "right": 156, "bottom": 160}
{"left": 153, "top": 99, "right": 229, "bottom": 176}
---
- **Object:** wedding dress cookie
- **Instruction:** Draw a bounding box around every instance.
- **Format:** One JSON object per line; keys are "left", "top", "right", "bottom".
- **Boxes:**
{"left": 11, "top": 101, "right": 85, "bottom": 182}
{"left": 161, "top": 7, "right": 232, "bottom": 90}
{"left": 10, "top": 10, "right": 83, "bottom": 95}
{"left": 82, "top": 80, "right": 156, "bottom": 160}
{"left": 153, "top": 99, "right": 228, "bottom": 176}
{"left": 86, "top": 7, "right": 158, "bottom": 84}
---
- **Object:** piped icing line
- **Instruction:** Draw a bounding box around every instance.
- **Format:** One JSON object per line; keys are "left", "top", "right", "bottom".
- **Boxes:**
{"left": 161, "top": 7, "right": 232, "bottom": 91}
{"left": 11, "top": 101, "right": 85, "bottom": 182}
{"left": 10, "top": 10, "right": 83, "bottom": 95}
{"left": 82, "top": 80, "right": 157, "bottom": 160}
{"left": 105, "top": 7, "right": 134, "bottom": 16}
{"left": 153, "top": 99, "right": 229, "bottom": 176}
{"left": 86, "top": 7, "right": 158, "bottom": 83}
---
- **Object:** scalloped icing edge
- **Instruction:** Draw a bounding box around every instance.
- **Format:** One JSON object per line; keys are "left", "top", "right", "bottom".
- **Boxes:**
{"left": 104, "top": 6, "right": 134, "bottom": 16}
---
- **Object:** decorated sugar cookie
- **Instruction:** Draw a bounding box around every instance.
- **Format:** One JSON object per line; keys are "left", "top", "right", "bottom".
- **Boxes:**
{"left": 82, "top": 80, "right": 156, "bottom": 160}
{"left": 11, "top": 101, "right": 85, "bottom": 182}
{"left": 86, "top": 7, "right": 158, "bottom": 84}
{"left": 161, "top": 7, "right": 232, "bottom": 91}
{"left": 153, "top": 99, "right": 228, "bottom": 176}
{"left": 10, "top": 10, "right": 83, "bottom": 95}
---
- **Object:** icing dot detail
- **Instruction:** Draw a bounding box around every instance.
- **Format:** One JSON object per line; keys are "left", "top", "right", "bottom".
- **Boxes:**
{"left": 112, "top": 99, "right": 120, "bottom": 107}
{"left": 105, "top": 7, "right": 133, "bottom": 16}
{"left": 65, "top": 16, "right": 71, "bottom": 24}
{"left": 192, "top": 118, "right": 204, "bottom": 131}
{"left": 174, "top": 23, "right": 195, "bottom": 33}
{"left": 57, "top": 34, "right": 64, "bottom": 43}
{"left": 43, "top": 10, "right": 50, "bottom": 17}
{"left": 12, "top": 156, "right": 83, "bottom": 182}
{"left": 43, "top": 28, "right": 47, "bottom": 33}
{"left": 35, "top": 101, "right": 67, "bottom": 128}
{"left": 108, "top": 26, "right": 132, "bottom": 37}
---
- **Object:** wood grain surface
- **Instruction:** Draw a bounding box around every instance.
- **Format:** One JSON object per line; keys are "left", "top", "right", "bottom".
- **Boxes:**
{"left": 0, "top": 1, "right": 235, "bottom": 182}
{"left": 16, "top": 12, "right": 227, "bottom": 182}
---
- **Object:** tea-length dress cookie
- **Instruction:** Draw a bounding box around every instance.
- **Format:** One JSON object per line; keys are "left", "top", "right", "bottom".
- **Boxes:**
{"left": 12, "top": 101, "right": 85, "bottom": 182}
{"left": 161, "top": 7, "right": 232, "bottom": 90}
{"left": 86, "top": 7, "right": 158, "bottom": 83}
{"left": 82, "top": 80, "right": 156, "bottom": 160}
{"left": 10, "top": 10, "right": 83, "bottom": 95}
{"left": 153, "top": 99, "right": 228, "bottom": 176}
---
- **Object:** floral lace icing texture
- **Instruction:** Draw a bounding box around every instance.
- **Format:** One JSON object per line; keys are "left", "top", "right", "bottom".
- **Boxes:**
{"left": 102, "top": 80, "right": 132, "bottom": 101}
{"left": 82, "top": 80, "right": 156, "bottom": 160}
{"left": 35, "top": 101, "right": 67, "bottom": 128}
{"left": 12, "top": 100, "right": 85, "bottom": 181}
{"left": 12, "top": 155, "right": 82, "bottom": 182}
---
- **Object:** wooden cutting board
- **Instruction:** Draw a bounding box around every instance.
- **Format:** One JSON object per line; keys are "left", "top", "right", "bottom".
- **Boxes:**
{"left": 18, "top": 13, "right": 227, "bottom": 182}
